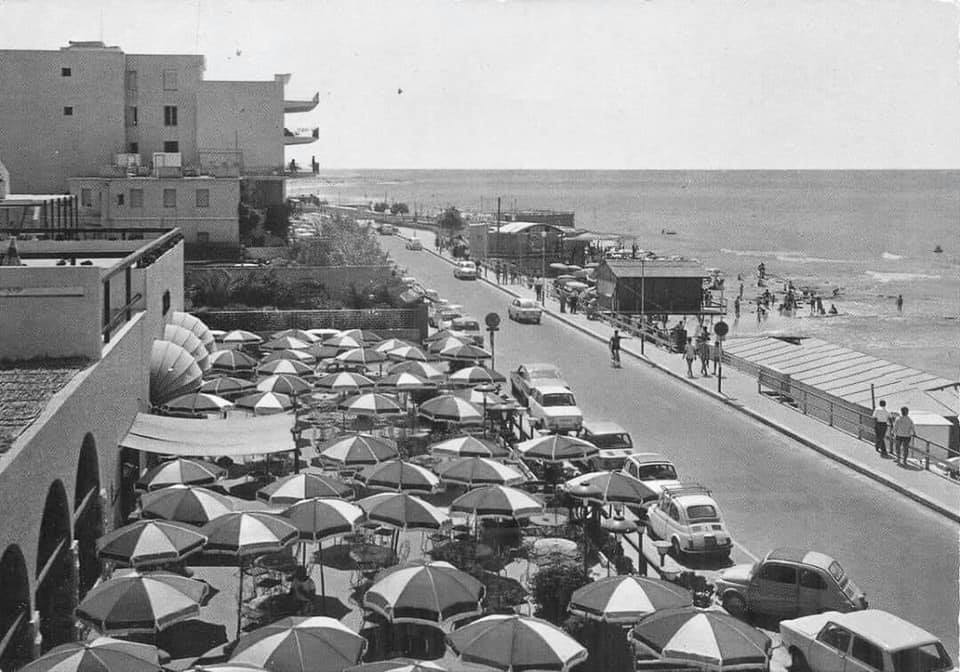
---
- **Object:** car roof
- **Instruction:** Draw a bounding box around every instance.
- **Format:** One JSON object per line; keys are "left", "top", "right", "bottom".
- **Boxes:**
{"left": 515, "top": 298, "right": 540, "bottom": 306}
{"left": 452, "top": 317, "right": 479, "bottom": 325}
{"left": 522, "top": 363, "right": 560, "bottom": 374}
{"left": 828, "top": 610, "right": 941, "bottom": 651}
{"left": 675, "top": 494, "right": 718, "bottom": 508}
{"left": 766, "top": 547, "right": 837, "bottom": 570}
{"left": 625, "top": 452, "right": 673, "bottom": 465}
{"left": 533, "top": 384, "right": 574, "bottom": 394}
{"left": 582, "top": 420, "right": 628, "bottom": 434}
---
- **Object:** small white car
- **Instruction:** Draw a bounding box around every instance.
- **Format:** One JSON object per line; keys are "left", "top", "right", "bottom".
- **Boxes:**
{"left": 508, "top": 297, "right": 543, "bottom": 324}
{"left": 510, "top": 363, "right": 569, "bottom": 404}
{"left": 448, "top": 317, "right": 484, "bottom": 347}
{"left": 453, "top": 261, "right": 478, "bottom": 280}
{"left": 405, "top": 238, "right": 423, "bottom": 251}
{"left": 621, "top": 452, "right": 681, "bottom": 497}
{"left": 646, "top": 483, "right": 733, "bottom": 559}
{"left": 379, "top": 223, "right": 396, "bottom": 235}
{"left": 437, "top": 304, "right": 465, "bottom": 330}
{"left": 526, "top": 383, "right": 583, "bottom": 434}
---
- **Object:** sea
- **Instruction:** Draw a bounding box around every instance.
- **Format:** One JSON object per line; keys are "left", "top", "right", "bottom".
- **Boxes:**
{"left": 288, "top": 170, "right": 960, "bottom": 382}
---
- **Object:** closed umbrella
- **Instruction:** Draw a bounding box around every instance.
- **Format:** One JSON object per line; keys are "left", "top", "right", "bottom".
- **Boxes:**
{"left": 364, "top": 561, "right": 484, "bottom": 626}
{"left": 209, "top": 349, "right": 258, "bottom": 372}
{"left": 631, "top": 608, "right": 771, "bottom": 671}
{"left": 357, "top": 459, "right": 440, "bottom": 494}
{"left": 200, "top": 376, "right": 255, "bottom": 398}
{"left": 338, "top": 392, "right": 403, "bottom": 416}
{"left": 22, "top": 638, "right": 164, "bottom": 672}
{"left": 315, "top": 433, "right": 398, "bottom": 468}
{"left": 563, "top": 471, "right": 657, "bottom": 506}
{"left": 517, "top": 435, "right": 598, "bottom": 463}
{"left": 447, "top": 366, "right": 506, "bottom": 386}
{"left": 429, "top": 435, "right": 510, "bottom": 459}
{"left": 222, "top": 330, "right": 263, "bottom": 347}
{"left": 136, "top": 458, "right": 226, "bottom": 491}
{"left": 150, "top": 341, "right": 203, "bottom": 406}
{"left": 335, "top": 347, "right": 386, "bottom": 366}
{"left": 438, "top": 458, "right": 525, "bottom": 488}
{"left": 569, "top": 576, "right": 693, "bottom": 623}
{"left": 76, "top": 571, "right": 212, "bottom": 635}
{"left": 236, "top": 391, "right": 293, "bottom": 415}
{"left": 229, "top": 616, "right": 366, "bottom": 672}
{"left": 96, "top": 520, "right": 207, "bottom": 568}
{"left": 164, "top": 324, "right": 211, "bottom": 373}
{"left": 314, "top": 371, "right": 376, "bottom": 393}
{"left": 263, "top": 336, "right": 310, "bottom": 351}
{"left": 388, "top": 361, "right": 446, "bottom": 380}
{"left": 140, "top": 485, "right": 235, "bottom": 525}
{"left": 386, "top": 345, "right": 435, "bottom": 362}
{"left": 447, "top": 614, "right": 588, "bottom": 672}
{"left": 375, "top": 338, "right": 415, "bottom": 354}
{"left": 438, "top": 343, "right": 492, "bottom": 362}
{"left": 271, "top": 329, "right": 319, "bottom": 343}
{"left": 357, "top": 492, "right": 449, "bottom": 531}
{"left": 170, "top": 311, "right": 217, "bottom": 354}
{"left": 419, "top": 395, "right": 483, "bottom": 425}
{"left": 261, "top": 349, "right": 317, "bottom": 365}
{"left": 257, "top": 473, "right": 353, "bottom": 504}
{"left": 258, "top": 359, "right": 314, "bottom": 377}
{"left": 450, "top": 485, "right": 543, "bottom": 520}
{"left": 256, "top": 374, "right": 313, "bottom": 397}
{"left": 376, "top": 371, "right": 437, "bottom": 392}
{"left": 161, "top": 392, "right": 233, "bottom": 415}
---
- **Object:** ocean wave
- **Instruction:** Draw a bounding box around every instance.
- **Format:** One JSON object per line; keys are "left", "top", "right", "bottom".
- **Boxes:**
{"left": 720, "top": 248, "right": 802, "bottom": 257}
{"left": 881, "top": 252, "right": 904, "bottom": 260}
{"left": 775, "top": 254, "right": 849, "bottom": 264}
{"left": 865, "top": 271, "right": 941, "bottom": 283}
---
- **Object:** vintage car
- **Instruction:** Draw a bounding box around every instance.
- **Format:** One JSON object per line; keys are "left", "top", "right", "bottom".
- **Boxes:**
{"left": 715, "top": 548, "right": 867, "bottom": 618}
{"left": 405, "top": 238, "right": 423, "bottom": 250}
{"left": 579, "top": 421, "right": 634, "bottom": 471}
{"left": 620, "top": 452, "right": 681, "bottom": 497}
{"left": 453, "top": 260, "right": 478, "bottom": 280}
{"left": 508, "top": 297, "right": 543, "bottom": 324}
{"left": 780, "top": 610, "right": 955, "bottom": 672}
{"left": 510, "top": 362, "right": 569, "bottom": 405}
{"left": 646, "top": 483, "right": 733, "bottom": 559}
{"left": 448, "top": 317, "right": 484, "bottom": 347}
{"left": 526, "top": 383, "right": 583, "bottom": 434}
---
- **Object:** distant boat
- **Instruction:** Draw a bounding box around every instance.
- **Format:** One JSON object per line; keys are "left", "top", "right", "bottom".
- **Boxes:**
{"left": 933, "top": 245, "right": 943, "bottom": 253}
{"left": 660, "top": 229, "right": 678, "bottom": 235}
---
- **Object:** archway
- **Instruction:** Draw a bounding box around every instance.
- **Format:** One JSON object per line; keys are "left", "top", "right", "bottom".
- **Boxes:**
{"left": 0, "top": 545, "right": 33, "bottom": 670}
{"left": 75, "top": 434, "right": 103, "bottom": 598}
{"left": 36, "top": 480, "right": 76, "bottom": 652}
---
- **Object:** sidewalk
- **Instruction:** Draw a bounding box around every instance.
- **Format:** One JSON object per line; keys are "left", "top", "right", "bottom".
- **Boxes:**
{"left": 406, "top": 235, "right": 959, "bottom": 524}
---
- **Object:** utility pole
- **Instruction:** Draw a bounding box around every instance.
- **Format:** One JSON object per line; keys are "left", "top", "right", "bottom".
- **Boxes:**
{"left": 640, "top": 256, "right": 646, "bottom": 355}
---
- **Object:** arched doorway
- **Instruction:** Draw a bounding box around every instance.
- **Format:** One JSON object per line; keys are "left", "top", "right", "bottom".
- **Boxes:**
{"left": 0, "top": 545, "right": 33, "bottom": 670}
{"left": 75, "top": 434, "right": 103, "bottom": 599}
{"left": 36, "top": 480, "right": 76, "bottom": 652}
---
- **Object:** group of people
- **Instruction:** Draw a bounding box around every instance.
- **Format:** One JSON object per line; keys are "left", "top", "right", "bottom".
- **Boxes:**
{"left": 871, "top": 401, "right": 916, "bottom": 466}
{"left": 681, "top": 327, "right": 722, "bottom": 378}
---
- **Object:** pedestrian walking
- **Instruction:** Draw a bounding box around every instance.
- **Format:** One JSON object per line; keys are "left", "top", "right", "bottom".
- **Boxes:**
{"left": 568, "top": 293, "right": 578, "bottom": 314}
{"left": 734, "top": 296, "right": 741, "bottom": 319}
{"left": 697, "top": 338, "right": 710, "bottom": 376}
{"left": 711, "top": 339, "right": 721, "bottom": 375}
{"left": 558, "top": 292, "right": 566, "bottom": 313}
{"left": 495, "top": 261, "right": 502, "bottom": 284}
{"left": 892, "top": 406, "right": 915, "bottom": 465}
{"left": 683, "top": 337, "right": 697, "bottom": 377}
{"left": 872, "top": 400, "right": 891, "bottom": 456}
{"left": 896, "top": 294, "right": 903, "bottom": 313}
{"left": 609, "top": 329, "right": 624, "bottom": 368}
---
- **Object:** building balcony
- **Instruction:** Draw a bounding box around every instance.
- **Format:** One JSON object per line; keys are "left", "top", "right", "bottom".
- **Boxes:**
{"left": 283, "top": 127, "right": 319, "bottom": 145}
{"left": 284, "top": 93, "right": 319, "bottom": 113}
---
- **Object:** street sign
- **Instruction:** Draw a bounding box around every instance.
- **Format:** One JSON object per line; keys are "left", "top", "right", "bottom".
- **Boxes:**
{"left": 485, "top": 312, "right": 501, "bottom": 330}
{"left": 714, "top": 320, "right": 729, "bottom": 338}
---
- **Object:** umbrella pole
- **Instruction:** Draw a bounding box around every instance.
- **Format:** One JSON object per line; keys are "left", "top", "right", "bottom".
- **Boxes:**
{"left": 318, "top": 538, "right": 327, "bottom": 615}
{"left": 236, "top": 557, "right": 244, "bottom": 639}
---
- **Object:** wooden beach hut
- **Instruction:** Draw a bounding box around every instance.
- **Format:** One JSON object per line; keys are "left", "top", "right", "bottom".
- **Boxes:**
{"left": 594, "top": 258, "right": 707, "bottom": 314}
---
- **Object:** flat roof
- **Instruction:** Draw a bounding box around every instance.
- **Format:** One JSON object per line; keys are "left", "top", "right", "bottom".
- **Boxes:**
{"left": 0, "top": 358, "right": 88, "bottom": 452}
{"left": 601, "top": 258, "right": 707, "bottom": 278}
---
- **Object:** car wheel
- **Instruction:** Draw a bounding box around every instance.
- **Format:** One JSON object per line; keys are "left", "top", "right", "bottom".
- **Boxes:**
{"left": 722, "top": 592, "right": 748, "bottom": 618}
{"left": 671, "top": 538, "right": 684, "bottom": 560}
{"left": 789, "top": 650, "right": 810, "bottom": 672}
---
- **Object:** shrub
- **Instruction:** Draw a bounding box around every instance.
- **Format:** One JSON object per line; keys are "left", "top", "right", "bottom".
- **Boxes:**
{"left": 530, "top": 561, "right": 590, "bottom": 624}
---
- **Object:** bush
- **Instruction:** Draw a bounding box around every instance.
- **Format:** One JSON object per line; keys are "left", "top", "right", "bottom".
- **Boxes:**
{"left": 372, "top": 201, "right": 389, "bottom": 213}
{"left": 390, "top": 202, "right": 409, "bottom": 215}
{"left": 530, "top": 561, "right": 590, "bottom": 624}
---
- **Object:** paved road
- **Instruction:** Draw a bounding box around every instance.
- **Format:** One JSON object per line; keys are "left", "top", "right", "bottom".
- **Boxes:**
{"left": 385, "top": 237, "right": 960, "bottom": 656}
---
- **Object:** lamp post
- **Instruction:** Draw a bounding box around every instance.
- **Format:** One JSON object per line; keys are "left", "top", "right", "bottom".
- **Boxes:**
{"left": 540, "top": 230, "right": 547, "bottom": 292}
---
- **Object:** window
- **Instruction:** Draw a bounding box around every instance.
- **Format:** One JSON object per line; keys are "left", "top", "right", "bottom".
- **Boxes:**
{"left": 163, "top": 105, "right": 178, "bottom": 126}
{"left": 163, "top": 141, "right": 179, "bottom": 153}
{"left": 61, "top": 67, "right": 71, "bottom": 77}
{"left": 818, "top": 625, "right": 852, "bottom": 653}
{"left": 162, "top": 69, "right": 178, "bottom": 90}
{"left": 196, "top": 232, "right": 210, "bottom": 243}
{"left": 686, "top": 504, "right": 718, "bottom": 521}
{"left": 125, "top": 70, "right": 137, "bottom": 92}
{"left": 128, "top": 142, "right": 139, "bottom": 154}
{"left": 129, "top": 189, "right": 143, "bottom": 208}
{"left": 116, "top": 193, "right": 125, "bottom": 206}
{"left": 63, "top": 106, "right": 73, "bottom": 116}
{"left": 80, "top": 188, "right": 92, "bottom": 207}
{"left": 892, "top": 643, "right": 953, "bottom": 672}
{"left": 195, "top": 189, "right": 210, "bottom": 208}
{"left": 800, "top": 569, "right": 828, "bottom": 590}
{"left": 667, "top": 502, "right": 681, "bottom": 522}
{"left": 163, "top": 189, "right": 176, "bottom": 208}
{"left": 759, "top": 563, "right": 797, "bottom": 584}
{"left": 126, "top": 106, "right": 138, "bottom": 127}
{"left": 851, "top": 637, "right": 885, "bottom": 671}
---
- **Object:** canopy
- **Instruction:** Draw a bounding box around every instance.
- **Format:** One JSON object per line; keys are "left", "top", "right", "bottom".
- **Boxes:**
{"left": 120, "top": 413, "right": 295, "bottom": 457}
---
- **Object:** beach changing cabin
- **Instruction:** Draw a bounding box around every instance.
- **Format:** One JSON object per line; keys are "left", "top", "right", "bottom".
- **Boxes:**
{"left": 595, "top": 258, "right": 707, "bottom": 314}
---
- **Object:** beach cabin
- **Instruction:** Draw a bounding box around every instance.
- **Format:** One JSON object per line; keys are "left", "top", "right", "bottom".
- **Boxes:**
{"left": 594, "top": 258, "right": 707, "bottom": 314}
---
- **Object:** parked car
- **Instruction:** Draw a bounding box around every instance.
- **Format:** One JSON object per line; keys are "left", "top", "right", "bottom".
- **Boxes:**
{"left": 449, "top": 317, "right": 484, "bottom": 347}
{"left": 715, "top": 548, "right": 867, "bottom": 618}
{"left": 510, "top": 362, "right": 569, "bottom": 405}
{"left": 780, "top": 610, "right": 955, "bottom": 672}
{"left": 646, "top": 483, "right": 733, "bottom": 560}
{"left": 508, "top": 297, "right": 543, "bottom": 324}
{"left": 405, "top": 238, "right": 423, "bottom": 250}
{"left": 453, "top": 261, "right": 478, "bottom": 280}
{"left": 378, "top": 223, "right": 396, "bottom": 235}
{"left": 438, "top": 304, "right": 465, "bottom": 330}
{"left": 580, "top": 421, "right": 635, "bottom": 471}
{"left": 621, "top": 452, "right": 681, "bottom": 496}
{"left": 526, "top": 383, "right": 583, "bottom": 434}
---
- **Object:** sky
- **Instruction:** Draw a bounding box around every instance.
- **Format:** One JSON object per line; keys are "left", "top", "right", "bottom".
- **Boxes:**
{"left": 2, "top": 0, "right": 959, "bottom": 169}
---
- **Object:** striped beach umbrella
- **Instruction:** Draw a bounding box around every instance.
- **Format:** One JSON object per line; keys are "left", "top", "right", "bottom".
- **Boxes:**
{"left": 427, "top": 336, "right": 466, "bottom": 354}
{"left": 306, "top": 328, "right": 341, "bottom": 341}
{"left": 388, "top": 361, "right": 446, "bottom": 380}
{"left": 257, "top": 473, "right": 353, "bottom": 505}
{"left": 357, "top": 460, "right": 440, "bottom": 494}
{"left": 271, "top": 329, "right": 319, "bottom": 343}
{"left": 140, "top": 485, "right": 235, "bottom": 525}
{"left": 429, "top": 435, "right": 510, "bottom": 459}
{"left": 450, "top": 485, "right": 543, "bottom": 519}
{"left": 423, "top": 329, "right": 456, "bottom": 343}
{"left": 315, "top": 433, "right": 398, "bottom": 467}
{"left": 263, "top": 335, "right": 311, "bottom": 351}
{"left": 335, "top": 347, "right": 386, "bottom": 366}
{"left": 229, "top": 617, "right": 366, "bottom": 672}
{"left": 236, "top": 391, "right": 293, "bottom": 415}
{"left": 256, "top": 374, "right": 313, "bottom": 396}
{"left": 161, "top": 392, "right": 234, "bottom": 415}
{"left": 209, "top": 349, "right": 258, "bottom": 372}
{"left": 323, "top": 334, "right": 362, "bottom": 351}
{"left": 258, "top": 358, "right": 314, "bottom": 377}
{"left": 150, "top": 341, "right": 203, "bottom": 406}
{"left": 338, "top": 392, "right": 403, "bottom": 416}
{"left": 200, "top": 376, "right": 256, "bottom": 398}
{"left": 517, "top": 435, "right": 599, "bottom": 463}
{"left": 338, "top": 329, "right": 382, "bottom": 344}
{"left": 185, "top": 665, "right": 268, "bottom": 672}
{"left": 386, "top": 345, "right": 435, "bottom": 362}
{"left": 96, "top": 520, "right": 207, "bottom": 568}
{"left": 136, "top": 458, "right": 226, "bottom": 491}
{"left": 357, "top": 492, "right": 449, "bottom": 531}
{"left": 569, "top": 576, "right": 693, "bottom": 623}
{"left": 438, "top": 343, "right": 492, "bottom": 362}
{"left": 261, "top": 349, "right": 317, "bottom": 365}
{"left": 447, "top": 614, "right": 588, "bottom": 672}
{"left": 419, "top": 395, "right": 483, "bottom": 424}
{"left": 345, "top": 660, "right": 445, "bottom": 672}
{"left": 374, "top": 338, "right": 415, "bottom": 354}
{"left": 447, "top": 366, "right": 506, "bottom": 386}
{"left": 364, "top": 561, "right": 484, "bottom": 626}
{"left": 281, "top": 498, "right": 364, "bottom": 542}
{"left": 305, "top": 342, "right": 341, "bottom": 360}
{"left": 314, "top": 371, "right": 376, "bottom": 393}
{"left": 22, "top": 638, "right": 164, "bottom": 672}
{"left": 222, "top": 330, "right": 263, "bottom": 347}
{"left": 437, "top": 457, "right": 525, "bottom": 488}
{"left": 199, "top": 512, "right": 298, "bottom": 558}
{"left": 563, "top": 471, "right": 657, "bottom": 506}
{"left": 376, "top": 371, "right": 437, "bottom": 392}
{"left": 209, "top": 329, "right": 227, "bottom": 343}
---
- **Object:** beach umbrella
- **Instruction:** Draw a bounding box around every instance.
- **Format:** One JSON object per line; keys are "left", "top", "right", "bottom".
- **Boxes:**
{"left": 140, "top": 485, "right": 235, "bottom": 525}
{"left": 335, "top": 347, "right": 386, "bottom": 366}
{"left": 170, "top": 311, "right": 217, "bottom": 353}
{"left": 258, "top": 358, "right": 314, "bottom": 377}
{"left": 569, "top": 576, "right": 693, "bottom": 623}
{"left": 164, "top": 324, "right": 212, "bottom": 372}
{"left": 386, "top": 345, "right": 435, "bottom": 362}
{"left": 200, "top": 376, "right": 256, "bottom": 397}
{"left": 209, "top": 329, "right": 227, "bottom": 342}
{"left": 388, "top": 361, "right": 446, "bottom": 380}
{"left": 150, "top": 341, "right": 203, "bottom": 405}
{"left": 323, "top": 334, "right": 362, "bottom": 351}
{"left": 375, "top": 338, "right": 415, "bottom": 354}
{"left": 96, "top": 520, "right": 207, "bottom": 568}
{"left": 422, "top": 329, "right": 457, "bottom": 343}
{"left": 314, "top": 371, "right": 376, "bottom": 393}
{"left": 564, "top": 471, "right": 657, "bottom": 506}
{"left": 161, "top": 392, "right": 234, "bottom": 415}
{"left": 222, "top": 330, "right": 263, "bottom": 347}
{"left": 364, "top": 561, "right": 484, "bottom": 626}
{"left": 186, "top": 666, "right": 267, "bottom": 672}
{"left": 376, "top": 371, "right": 437, "bottom": 392}
{"left": 357, "top": 459, "right": 440, "bottom": 493}
{"left": 437, "top": 457, "right": 525, "bottom": 488}
{"left": 22, "top": 638, "right": 164, "bottom": 672}
{"left": 136, "top": 457, "right": 226, "bottom": 491}
{"left": 257, "top": 374, "right": 313, "bottom": 396}
{"left": 236, "top": 391, "right": 294, "bottom": 415}
{"left": 429, "top": 435, "right": 510, "bottom": 459}
{"left": 261, "top": 349, "right": 317, "bottom": 365}
{"left": 419, "top": 395, "right": 483, "bottom": 424}
{"left": 305, "top": 342, "right": 340, "bottom": 360}
{"left": 271, "top": 329, "right": 319, "bottom": 343}
{"left": 516, "top": 435, "right": 598, "bottom": 463}
{"left": 450, "top": 485, "right": 543, "bottom": 520}
{"left": 631, "top": 608, "right": 771, "bottom": 671}
{"left": 306, "top": 328, "right": 341, "bottom": 341}
{"left": 257, "top": 473, "right": 353, "bottom": 504}
{"left": 338, "top": 392, "right": 403, "bottom": 416}
{"left": 229, "top": 616, "right": 366, "bottom": 672}
{"left": 345, "top": 660, "right": 445, "bottom": 672}
{"left": 315, "top": 433, "right": 399, "bottom": 467}
{"left": 438, "top": 343, "right": 492, "bottom": 362}
{"left": 462, "top": 388, "right": 519, "bottom": 412}
{"left": 357, "top": 492, "right": 449, "bottom": 531}
{"left": 209, "top": 349, "right": 258, "bottom": 372}
{"left": 75, "top": 571, "right": 212, "bottom": 635}
{"left": 427, "top": 336, "right": 466, "bottom": 354}
{"left": 339, "top": 328, "right": 382, "bottom": 344}
{"left": 200, "top": 511, "right": 298, "bottom": 557}
{"left": 447, "top": 366, "right": 506, "bottom": 386}
{"left": 263, "top": 335, "right": 310, "bottom": 351}
{"left": 447, "top": 614, "right": 588, "bottom": 672}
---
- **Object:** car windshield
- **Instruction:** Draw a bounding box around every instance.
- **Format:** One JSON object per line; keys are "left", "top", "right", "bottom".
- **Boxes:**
{"left": 827, "top": 560, "right": 851, "bottom": 591}
{"left": 454, "top": 321, "right": 480, "bottom": 331}
{"left": 590, "top": 433, "right": 632, "bottom": 450}
{"left": 518, "top": 300, "right": 539, "bottom": 308}
{"left": 529, "top": 368, "right": 561, "bottom": 378}
{"left": 636, "top": 464, "right": 678, "bottom": 480}
{"left": 892, "top": 644, "right": 954, "bottom": 672}
{"left": 685, "top": 504, "right": 718, "bottom": 521}
{"left": 542, "top": 393, "right": 576, "bottom": 406}
{"left": 441, "top": 311, "right": 461, "bottom": 319}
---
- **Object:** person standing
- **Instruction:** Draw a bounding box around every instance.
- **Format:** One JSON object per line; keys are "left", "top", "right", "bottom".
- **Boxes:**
{"left": 697, "top": 338, "right": 710, "bottom": 376}
{"left": 494, "top": 261, "right": 502, "bottom": 284}
{"left": 683, "top": 337, "right": 697, "bottom": 377}
{"left": 568, "top": 293, "right": 578, "bottom": 314}
{"left": 711, "top": 339, "right": 722, "bottom": 375}
{"left": 892, "top": 406, "right": 915, "bottom": 466}
{"left": 733, "top": 296, "right": 741, "bottom": 319}
{"left": 609, "top": 329, "right": 624, "bottom": 367}
{"left": 872, "top": 400, "right": 890, "bottom": 456}
{"left": 896, "top": 294, "right": 903, "bottom": 313}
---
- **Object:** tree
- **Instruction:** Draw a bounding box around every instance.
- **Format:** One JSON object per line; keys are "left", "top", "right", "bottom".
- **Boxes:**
{"left": 436, "top": 207, "right": 465, "bottom": 238}
{"left": 372, "top": 201, "right": 389, "bottom": 213}
{"left": 530, "top": 561, "right": 590, "bottom": 624}
{"left": 390, "top": 202, "right": 409, "bottom": 215}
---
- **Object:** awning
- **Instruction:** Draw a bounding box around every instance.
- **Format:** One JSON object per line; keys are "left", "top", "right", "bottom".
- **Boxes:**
{"left": 120, "top": 412, "right": 296, "bottom": 457}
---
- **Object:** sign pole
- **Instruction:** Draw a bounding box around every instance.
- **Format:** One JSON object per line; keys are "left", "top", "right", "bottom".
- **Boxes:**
{"left": 714, "top": 320, "right": 728, "bottom": 395}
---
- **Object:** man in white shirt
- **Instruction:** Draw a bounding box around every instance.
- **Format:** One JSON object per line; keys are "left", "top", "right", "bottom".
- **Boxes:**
{"left": 871, "top": 400, "right": 890, "bottom": 456}
{"left": 892, "top": 406, "right": 916, "bottom": 466}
